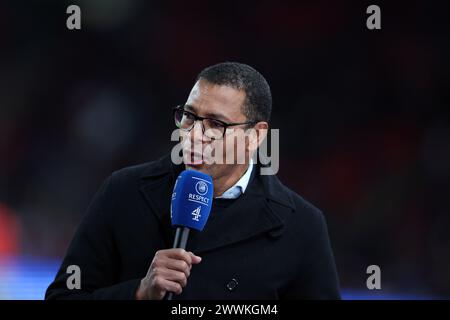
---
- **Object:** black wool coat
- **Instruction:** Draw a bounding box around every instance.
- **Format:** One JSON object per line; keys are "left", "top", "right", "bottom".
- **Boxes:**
{"left": 46, "top": 155, "right": 341, "bottom": 300}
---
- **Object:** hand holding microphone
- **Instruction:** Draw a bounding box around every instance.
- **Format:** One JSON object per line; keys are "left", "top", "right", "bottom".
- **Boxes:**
{"left": 135, "top": 170, "right": 213, "bottom": 300}
{"left": 135, "top": 248, "right": 202, "bottom": 300}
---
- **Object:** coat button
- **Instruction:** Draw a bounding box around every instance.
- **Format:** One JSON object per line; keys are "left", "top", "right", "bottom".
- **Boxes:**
{"left": 226, "top": 278, "right": 238, "bottom": 292}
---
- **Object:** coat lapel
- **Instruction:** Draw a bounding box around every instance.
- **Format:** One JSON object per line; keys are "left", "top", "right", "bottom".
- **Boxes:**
{"left": 138, "top": 155, "right": 180, "bottom": 247}
{"left": 187, "top": 200, "right": 280, "bottom": 254}
{"left": 187, "top": 173, "right": 292, "bottom": 254}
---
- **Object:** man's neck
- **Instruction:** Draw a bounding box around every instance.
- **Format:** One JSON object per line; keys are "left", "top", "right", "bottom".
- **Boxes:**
{"left": 213, "top": 163, "right": 249, "bottom": 198}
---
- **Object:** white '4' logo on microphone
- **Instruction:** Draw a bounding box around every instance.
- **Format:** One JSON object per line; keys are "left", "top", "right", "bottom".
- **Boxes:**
{"left": 191, "top": 206, "right": 202, "bottom": 221}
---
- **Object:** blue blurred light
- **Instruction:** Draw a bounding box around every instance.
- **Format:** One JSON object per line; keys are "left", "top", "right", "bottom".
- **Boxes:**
{"left": 0, "top": 256, "right": 60, "bottom": 300}
{"left": 0, "top": 256, "right": 443, "bottom": 300}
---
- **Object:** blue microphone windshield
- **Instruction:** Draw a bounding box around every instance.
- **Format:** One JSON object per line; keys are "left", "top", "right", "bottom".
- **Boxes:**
{"left": 171, "top": 170, "right": 214, "bottom": 231}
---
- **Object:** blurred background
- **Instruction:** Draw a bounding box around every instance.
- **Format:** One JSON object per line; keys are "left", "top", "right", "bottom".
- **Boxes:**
{"left": 1, "top": 0, "right": 449, "bottom": 299}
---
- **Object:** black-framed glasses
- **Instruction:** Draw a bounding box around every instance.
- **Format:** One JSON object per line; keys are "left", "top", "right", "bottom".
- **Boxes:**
{"left": 173, "top": 105, "right": 257, "bottom": 140}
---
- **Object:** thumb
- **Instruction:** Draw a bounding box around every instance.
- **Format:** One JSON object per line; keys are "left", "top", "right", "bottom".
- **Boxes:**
{"left": 188, "top": 251, "right": 202, "bottom": 264}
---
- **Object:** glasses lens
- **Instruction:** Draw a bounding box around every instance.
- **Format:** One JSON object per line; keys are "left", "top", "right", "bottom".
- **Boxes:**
{"left": 203, "top": 119, "right": 225, "bottom": 139}
{"left": 174, "top": 108, "right": 195, "bottom": 130}
{"left": 174, "top": 109, "right": 183, "bottom": 127}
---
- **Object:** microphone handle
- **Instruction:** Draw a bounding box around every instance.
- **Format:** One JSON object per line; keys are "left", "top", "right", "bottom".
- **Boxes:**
{"left": 165, "top": 226, "right": 190, "bottom": 301}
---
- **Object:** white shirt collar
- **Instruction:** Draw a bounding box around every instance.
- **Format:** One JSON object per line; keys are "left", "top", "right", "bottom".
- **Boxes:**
{"left": 215, "top": 159, "right": 254, "bottom": 199}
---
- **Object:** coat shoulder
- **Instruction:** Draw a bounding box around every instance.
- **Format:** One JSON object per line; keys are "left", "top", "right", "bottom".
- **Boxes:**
{"left": 110, "top": 155, "right": 173, "bottom": 184}
{"left": 290, "top": 190, "right": 323, "bottom": 219}
{"left": 112, "top": 161, "right": 153, "bottom": 181}
{"left": 269, "top": 174, "right": 323, "bottom": 217}
{"left": 272, "top": 176, "right": 326, "bottom": 230}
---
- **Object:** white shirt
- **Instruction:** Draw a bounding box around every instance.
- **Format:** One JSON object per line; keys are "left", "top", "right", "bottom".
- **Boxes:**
{"left": 215, "top": 159, "right": 254, "bottom": 199}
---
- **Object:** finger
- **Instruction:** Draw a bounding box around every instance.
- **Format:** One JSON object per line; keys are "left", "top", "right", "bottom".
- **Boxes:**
{"left": 158, "top": 278, "right": 183, "bottom": 295}
{"left": 165, "top": 249, "right": 193, "bottom": 265}
{"left": 188, "top": 251, "right": 202, "bottom": 264}
{"left": 163, "top": 258, "right": 191, "bottom": 277}
{"left": 153, "top": 267, "right": 188, "bottom": 287}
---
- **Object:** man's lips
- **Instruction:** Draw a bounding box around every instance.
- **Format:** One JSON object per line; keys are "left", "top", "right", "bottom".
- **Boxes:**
{"left": 184, "top": 151, "right": 204, "bottom": 165}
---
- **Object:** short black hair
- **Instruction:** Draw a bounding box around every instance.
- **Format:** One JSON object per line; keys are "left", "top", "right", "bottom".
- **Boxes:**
{"left": 196, "top": 62, "right": 272, "bottom": 123}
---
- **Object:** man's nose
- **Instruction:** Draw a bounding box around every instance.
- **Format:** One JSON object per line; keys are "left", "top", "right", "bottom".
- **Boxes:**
{"left": 188, "top": 120, "right": 205, "bottom": 143}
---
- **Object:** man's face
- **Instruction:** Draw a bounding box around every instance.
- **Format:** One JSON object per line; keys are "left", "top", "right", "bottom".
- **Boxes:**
{"left": 180, "top": 79, "right": 251, "bottom": 180}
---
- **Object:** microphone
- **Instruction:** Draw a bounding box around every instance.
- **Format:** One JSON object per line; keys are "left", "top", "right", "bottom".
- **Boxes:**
{"left": 165, "top": 169, "right": 214, "bottom": 300}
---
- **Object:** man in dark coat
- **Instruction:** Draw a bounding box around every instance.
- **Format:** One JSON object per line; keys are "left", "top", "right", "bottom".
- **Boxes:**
{"left": 46, "top": 62, "right": 340, "bottom": 300}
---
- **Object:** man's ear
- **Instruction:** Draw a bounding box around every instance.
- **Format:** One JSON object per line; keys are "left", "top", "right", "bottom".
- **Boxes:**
{"left": 247, "top": 121, "right": 269, "bottom": 153}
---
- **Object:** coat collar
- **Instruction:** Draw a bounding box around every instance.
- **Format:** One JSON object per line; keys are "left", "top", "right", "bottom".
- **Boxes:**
{"left": 139, "top": 154, "right": 295, "bottom": 253}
